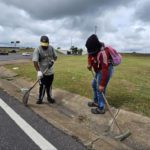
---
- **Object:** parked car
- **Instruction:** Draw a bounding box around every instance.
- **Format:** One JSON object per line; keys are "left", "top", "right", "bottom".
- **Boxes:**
{"left": 22, "top": 52, "right": 31, "bottom": 56}
{"left": 0, "top": 50, "right": 9, "bottom": 55}
{"left": 9, "top": 49, "right": 16, "bottom": 53}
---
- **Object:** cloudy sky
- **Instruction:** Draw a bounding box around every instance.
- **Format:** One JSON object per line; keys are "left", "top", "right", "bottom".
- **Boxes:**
{"left": 0, "top": 0, "right": 150, "bottom": 53}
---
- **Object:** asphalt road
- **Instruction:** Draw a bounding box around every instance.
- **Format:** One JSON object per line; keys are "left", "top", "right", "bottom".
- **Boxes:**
{"left": 0, "top": 89, "right": 87, "bottom": 150}
{"left": 0, "top": 53, "right": 32, "bottom": 61}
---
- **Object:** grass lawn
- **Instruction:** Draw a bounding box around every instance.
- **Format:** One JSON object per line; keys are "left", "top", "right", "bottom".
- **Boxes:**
{"left": 5, "top": 54, "right": 150, "bottom": 117}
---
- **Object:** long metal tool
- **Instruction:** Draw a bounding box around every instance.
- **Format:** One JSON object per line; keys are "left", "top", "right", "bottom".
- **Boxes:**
{"left": 91, "top": 69, "right": 131, "bottom": 141}
{"left": 22, "top": 61, "right": 54, "bottom": 106}
{"left": 102, "top": 92, "right": 131, "bottom": 141}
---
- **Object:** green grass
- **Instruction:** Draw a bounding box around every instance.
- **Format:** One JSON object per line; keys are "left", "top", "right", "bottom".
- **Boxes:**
{"left": 5, "top": 54, "right": 150, "bottom": 116}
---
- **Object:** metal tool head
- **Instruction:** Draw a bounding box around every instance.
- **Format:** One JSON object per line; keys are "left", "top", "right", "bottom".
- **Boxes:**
{"left": 114, "top": 130, "right": 131, "bottom": 141}
{"left": 22, "top": 90, "right": 30, "bottom": 106}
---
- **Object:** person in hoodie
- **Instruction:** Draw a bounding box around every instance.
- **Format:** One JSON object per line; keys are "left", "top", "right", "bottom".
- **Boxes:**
{"left": 85, "top": 34, "right": 113, "bottom": 114}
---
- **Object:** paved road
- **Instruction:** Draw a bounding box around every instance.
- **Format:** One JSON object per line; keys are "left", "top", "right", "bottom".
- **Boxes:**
{"left": 0, "top": 53, "right": 32, "bottom": 61}
{"left": 0, "top": 89, "right": 87, "bottom": 150}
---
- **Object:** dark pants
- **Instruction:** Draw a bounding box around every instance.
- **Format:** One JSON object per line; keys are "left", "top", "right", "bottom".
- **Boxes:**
{"left": 38, "top": 74, "right": 54, "bottom": 101}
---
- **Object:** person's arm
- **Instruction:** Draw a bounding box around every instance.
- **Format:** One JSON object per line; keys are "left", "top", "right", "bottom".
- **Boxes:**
{"left": 52, "top": 47, "right": 57, "bottom": 61}
{"left": 33, "top": 61, "right": 43, "bottom": 79}
{"left": 32, "top": 48, "right": 43, "bottom": 78}
{"left": 87, "top": 55, "right": 92, "bottom": 71}
{"left": 99, "top": 51, "right": 109, "bottom": 92}
{"left": 33, "top": 61, "right": 40, "bottom": 71}
{"left": 100, "top": 62, "right": 109, "bottom": 87}
{"left": 32, "top": 48, "right": 40, "bottom": 71}
{"left": 54, "top": 55, "right": 57, "bottom": 61}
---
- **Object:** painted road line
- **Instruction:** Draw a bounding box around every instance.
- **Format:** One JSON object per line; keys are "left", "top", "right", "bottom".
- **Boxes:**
{"left": 0, "top": 98, "right": 57, "bottom": 150}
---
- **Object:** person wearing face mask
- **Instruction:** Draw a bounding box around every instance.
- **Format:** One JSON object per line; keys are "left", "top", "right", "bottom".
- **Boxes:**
{"left": 32, "top": 35, "right": 57, "bottom": 104}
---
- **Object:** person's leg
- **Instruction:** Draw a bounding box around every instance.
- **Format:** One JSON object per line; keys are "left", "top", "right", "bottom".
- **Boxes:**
{"left": 91, "top": 65, "right": 113, "bottom": 114}
{"left": 104, "top": 64, "right": 113, "bottom": 94}
{"left": 98, "top": 65, "right": 113, "bottom": 107}
{"left": 92, "top": 73, "right": 98, "bottom": 103}
{"left": 91, "top": 72, "right": 105, "bottom": 114}
{"left": 45, "top": 74, "right": 55, "bottom": 103}
{"left": 88, "top": 73, "right": 98, "bottom": 107}
{"left": 97, "top": 72, "right": 105, "bottom": 108}
{"left": 37, "top": 77, "right": 46, "bottom": 104}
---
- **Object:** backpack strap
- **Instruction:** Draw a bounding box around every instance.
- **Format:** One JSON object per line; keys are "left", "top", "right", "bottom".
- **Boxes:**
{"left": 97, "top": 49, "right": 108, "bottom": 66}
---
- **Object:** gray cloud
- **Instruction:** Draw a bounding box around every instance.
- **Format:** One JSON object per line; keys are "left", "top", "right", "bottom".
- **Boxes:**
{"left": 2, "top": 0, "right": 133, "bottom": 20}
{"left": 135, "top": 27, "right": 146, "bottom": 32}
{"left": 135, "top": 0, "right": 150, "bottom": 23}
{"left": 1, "top": 0, "right": 150, "bottom": 53}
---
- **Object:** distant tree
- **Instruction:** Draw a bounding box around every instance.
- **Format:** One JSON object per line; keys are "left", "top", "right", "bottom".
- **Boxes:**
{"left": 70, "top": 46, "right": 83, "bottom": 55}
{"left": 73, "top": 47, "right": 78, "bottom": 55}
{"left": 57, "top": 47, "right": 61, "bottom": 49}
{"left": 70, "top": 46, "right": 78, "bottom": 55}
{"left": 70, "top": 46, "right": 75, "bottom": 51}
{"left": 67, "top": 51, "right": 71, "bottom": 55}
{"left": 78, "top": 49, "right": 83, "bottom": 55}
{"left": 70, "top": 46, "right": 75, "bottom": 54}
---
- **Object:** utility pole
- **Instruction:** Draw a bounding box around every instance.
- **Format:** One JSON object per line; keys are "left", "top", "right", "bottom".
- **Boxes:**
{"left": 94, "top": 25, "right": 97, "bottom": 34}
{"left": 70, "top": 37, "right": 72, "bottom": 48}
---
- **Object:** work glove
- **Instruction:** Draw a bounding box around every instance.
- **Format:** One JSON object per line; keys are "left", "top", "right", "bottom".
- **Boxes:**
{"left": 37, "top": 71, "right": 43, "bottom": 79}
{"left": 48, "top": 60, "right": 54, "bottom": 68}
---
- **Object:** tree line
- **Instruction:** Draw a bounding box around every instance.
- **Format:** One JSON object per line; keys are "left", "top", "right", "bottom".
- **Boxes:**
{"left": 67, "top": 46, "right": 83, "bottom": 55}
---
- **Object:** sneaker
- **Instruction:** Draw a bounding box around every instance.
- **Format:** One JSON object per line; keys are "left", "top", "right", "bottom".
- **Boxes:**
{"left": 91, "top": 107, "right": 105, "bottom": 114}
{"left": 88, "top": 102, "right": 98, "bottom": 107}
{"left": 47, "top": 97, "right": 55, "bottom": 104}
{"left": 36, "top": 100, "right": 43, "bottom": 104}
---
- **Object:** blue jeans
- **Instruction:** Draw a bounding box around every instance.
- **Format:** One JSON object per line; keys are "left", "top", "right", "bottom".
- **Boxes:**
{"left": 91, "top": 64, "right": 113, "bottom": 109}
